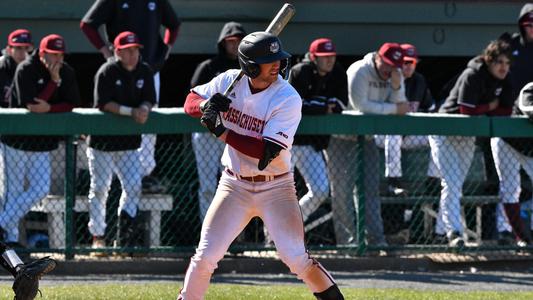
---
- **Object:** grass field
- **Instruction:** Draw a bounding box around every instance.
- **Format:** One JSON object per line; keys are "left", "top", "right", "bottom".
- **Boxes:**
{"left": 1, "top": 283, "right": 533, "bottom": 299}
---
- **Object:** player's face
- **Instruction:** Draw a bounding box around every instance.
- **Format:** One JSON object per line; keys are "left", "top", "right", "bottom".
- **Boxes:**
{"left": 253, "top": 61, "right": 280, "bottom": 87}
{"left": 402, "top": 60, "right": 417, "bottom": 79}
{"left": 313, "top": 55, "right": 336, "bottom": 76}
{"left": 41, "top": 52, "right": 64, "bottom": 66}
{"left": 224, "top": 37, "right": 242, "bottom": 60}
{"left": 487, "top": 54, "right": 511, "bottom": 80}
{"left": 7, "top": 45, "right": 31, "bottom": 64}
{"left": 376, "top": 54, "right": 394, "bottom": 80}
{"left": 116, "top": 46, "right": 140, "bottom": 71}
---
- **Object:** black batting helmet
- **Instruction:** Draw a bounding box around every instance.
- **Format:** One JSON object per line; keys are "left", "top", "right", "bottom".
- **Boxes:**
{"left": 238, "top": 31, "right": 291, "bottom": 78}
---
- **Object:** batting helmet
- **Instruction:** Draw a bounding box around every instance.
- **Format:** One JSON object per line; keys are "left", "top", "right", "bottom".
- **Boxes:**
{"left": 238, "top": 31, "right": 291, "bottom": 78}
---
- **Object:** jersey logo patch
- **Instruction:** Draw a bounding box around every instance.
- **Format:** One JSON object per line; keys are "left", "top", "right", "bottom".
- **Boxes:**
{"left": 276, "top": 131, "right": 288, "bottom": 139}
{"left": 37, "top": 78, "right": 44, "bottom": 84}
{"left": 494, "top": 87, "right": 502, "bottom": 97}
{"left": 136, "top": 79, "right": 144, "bottom": 89}
{"left": 115, "top": 80, "right": 122, "bottom": 86}
{"left": 229, "top": 91, "right": 236, "bottom": 99}
{"left": 148, "top": 2, "right": 156, "bottom": 10}
{"left": 122, "top": 2, "right": 129, "bottom": 9}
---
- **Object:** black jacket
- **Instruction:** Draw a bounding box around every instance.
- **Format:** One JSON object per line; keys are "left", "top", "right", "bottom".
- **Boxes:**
{"left": 500, "top": 3, "right": 533, "bottom": 101}
{"left": 88, "top": 58, "right": 156, "bottom": 151}
{"left": 439, "top": 56, "right": 513, "bottom": 114}
{"left": 404, "top": 72, "right": 435, "bottom": 112}
{"left": 1, "top": 50, "right": 81, "bottom": 152}
{"left": 288, "top": 54, "right": 348, "bottom": 150}
{"left": 190, "top": 22, "right": 246, "bottom": 87}
{"left": 82, "top": 0, "right": 180, "bottom": 72}
{"left": 0, "top": 54, "right": 18, "bottom": 108}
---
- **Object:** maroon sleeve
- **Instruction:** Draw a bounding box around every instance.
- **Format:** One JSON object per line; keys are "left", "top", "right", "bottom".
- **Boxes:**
{"left": 459, "top": 103, "right": 490, "bottom": 115}
{"left": 487, "top": 106, "right": 513, "bottom": 116}
{"left": 184, "top": 91, "right": 205, "bottom": 118}
{"left": 49, "top": 103, "right": 75, "bottom": 113}
{"left": 164, "top": 26, "right": 179, "bottom": 45}
{"left": 80, "top": 21, "right": 106, "bottom": 50}
{"left": 225, "top": 130, "right": 264, "bottom": 159}
{"left": 38, "top": 81, "right": 58, "bottom": 102}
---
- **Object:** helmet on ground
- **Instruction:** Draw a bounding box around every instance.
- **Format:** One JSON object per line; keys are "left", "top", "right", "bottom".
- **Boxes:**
{"left": 238, "top": 31, "right": 291, "bottom": 78}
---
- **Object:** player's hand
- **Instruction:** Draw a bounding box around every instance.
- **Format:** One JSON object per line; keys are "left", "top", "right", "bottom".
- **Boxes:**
{"left": 390, "top": 68, "right": 402, "bottom": 90}
{"left": 488, "top": 99, "right": 500, "bottom": 111}
{"left": 27, "top": 98, "right": 51, "bottom": 113}
{"left": 201, "top": 108, "right": 226, "bottom": 137}
{"left": 205, "top": 93, "right": 231, "bottom": 112}
{"left": 132, "top": 106, "right": 149, "bottom": 124}
{"left": 44, "top": 61, "right": 62, "bottom": 83}
{"left": 396, "top": 102, "right": 410, "bottom": 115}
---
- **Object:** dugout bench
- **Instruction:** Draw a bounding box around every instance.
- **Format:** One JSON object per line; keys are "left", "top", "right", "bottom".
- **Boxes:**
{"left": 30, "top": 194, "right": 173, "bottom": 249}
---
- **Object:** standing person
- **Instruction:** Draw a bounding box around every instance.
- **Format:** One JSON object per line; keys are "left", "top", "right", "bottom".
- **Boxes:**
{"left": 179, "top": 32, "right": 344, "bottom": 300}
{"left": 80, "top": 0, "right": 180, "bottom": 192}
{"left": 0, "top": 29, "right": 33, "bottom": 108}
{"left": 429, "top": 40, "right": 513, "bottom": 247}
{"left": 491, "top": 82, "right": 533, "bottom": 247}
{"left": 327, "top": 42, "right": 409, "bottom": 246}
{"left": 288, "top": 38, "right": 347, "bottom": 229}
{"left": 374, "top": 43, "right": 439, "bottom": 196}
{"left": 0, "top": 34, "right": 80, "bottom": 246}
{"left": 190, "top": 22, "right": 246, "bottom": 221}
{"left": 86, "top": 31, "right": 155, "bottom": 250}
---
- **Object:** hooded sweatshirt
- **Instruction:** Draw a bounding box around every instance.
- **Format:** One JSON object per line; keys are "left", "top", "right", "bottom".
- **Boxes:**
{"left": 190, "top": 22, "right": 246, "bottom": 87}
{"left": 500, "top": 3, "right": 533, "bottom": 100}
{"left": 346, "top": 52, "right": 406, "bottom": 114}
{"left": 438, "top": 56, "right": 513, "bottom": 115}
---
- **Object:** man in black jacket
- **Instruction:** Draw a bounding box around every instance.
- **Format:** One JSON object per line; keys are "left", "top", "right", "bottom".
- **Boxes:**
{"left": 87, "top": 31, "right": 155, "bottom": 251}
{"left": 288, "top": 38, "right": 348, "bottom": 242}
{"left": 0, "top": 34, "right": 80, "bottom": 246}
{"left": 189, "top": 22, "right": 246, "bottom": 221}
{"left": 0, "top": 29, "right": 33, "bottom": 108}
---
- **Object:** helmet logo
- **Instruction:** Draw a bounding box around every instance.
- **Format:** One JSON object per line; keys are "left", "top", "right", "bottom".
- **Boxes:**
{"left": 270, "top": 42, "right": 279, "bottom": 53}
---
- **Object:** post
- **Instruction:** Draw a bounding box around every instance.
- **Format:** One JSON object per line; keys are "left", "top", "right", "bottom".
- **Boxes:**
{"left": 64, "top": 135, "right": 77, "bottom": 259}
{"left": 355, "top": 135, "right": 366, "bottom": 256}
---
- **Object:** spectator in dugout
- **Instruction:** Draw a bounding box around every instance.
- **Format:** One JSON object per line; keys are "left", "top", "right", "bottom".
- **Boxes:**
{"left": 0, "top": 29, "right": 34, "bottom": 108}
{"left": 287, "top": 38, "right": 348, "bottom": 240}
{"left": 0, "top": 34, "right": 81, "bottom": 247}
{"left": 374, "top": 43, "right": 440, "bottom": 198}
{"left": 429, "top": 39, "right": 513, "bottom": 247}
{"left": 86, "top": 31, "right": 155, "bottom": 252}
{"left": 81, "top": 0, "right": 180, "bottom": 193}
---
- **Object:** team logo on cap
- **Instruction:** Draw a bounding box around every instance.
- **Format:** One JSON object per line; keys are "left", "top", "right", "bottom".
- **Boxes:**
{"left": 127, "top": 35, "right": 136, "bottom": 43}
{"left": 392, "top": 50, "right": 402, "bottom": 61}
{"left": 136, "top": 79, "right": 144, "bottom": 89}
{"left": 324, "top": 42, "right": 333, "bottom": 51}
{"left": 270, "top": 42, "right": 279, "bottom": 53}
{"left": 54, "top": 39, "right": 63, "bottom": 49}
{"left": 148, "top": 2, "right": 156, "bottom": 10}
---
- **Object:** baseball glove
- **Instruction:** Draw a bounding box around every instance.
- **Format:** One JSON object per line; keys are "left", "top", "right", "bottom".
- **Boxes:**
{"left": 13, "top": 257, "right": 57, "bottom": 300}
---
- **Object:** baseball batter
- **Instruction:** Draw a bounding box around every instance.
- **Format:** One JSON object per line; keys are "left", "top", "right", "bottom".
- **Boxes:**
{"left": 179, "top": 32, "right": 344, "bottom": 300}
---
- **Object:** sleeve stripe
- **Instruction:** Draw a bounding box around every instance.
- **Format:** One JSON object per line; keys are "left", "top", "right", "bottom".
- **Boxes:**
{"left": 263, "top": 136, "right": 288, "bottom": 149}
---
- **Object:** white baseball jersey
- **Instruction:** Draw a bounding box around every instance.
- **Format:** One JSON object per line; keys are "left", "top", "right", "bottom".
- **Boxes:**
{"left": 192, "top": 69, "right": 302, "bottom": 177}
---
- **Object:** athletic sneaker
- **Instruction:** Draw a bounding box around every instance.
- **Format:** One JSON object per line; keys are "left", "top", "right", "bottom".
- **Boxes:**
{"left": 447, "top": 231, "right": 465, "bottom": 248}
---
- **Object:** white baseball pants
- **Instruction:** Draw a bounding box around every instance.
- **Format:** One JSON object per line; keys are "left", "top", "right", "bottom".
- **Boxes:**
{"left": 429, "top": 135, "right": 475, "bottom": 236}
{"left": 86, "top": 148, "right": 142, "bottom": 237}
{"left": 0, "top": 145, "right": 50, "bottom": 243}
{"left": 138, "top": 72, "right": 160, "bottom": 176}
{"left": 179, "top": 172, "right": 337, "bottom": 299}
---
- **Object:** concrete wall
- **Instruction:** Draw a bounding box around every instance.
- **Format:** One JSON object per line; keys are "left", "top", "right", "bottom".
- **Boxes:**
{"left": 0, "top": 0, "right": 524, "bottom": 56}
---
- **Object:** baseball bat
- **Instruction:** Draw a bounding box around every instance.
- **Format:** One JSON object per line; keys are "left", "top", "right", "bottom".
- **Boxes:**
{"left": 222, "top": 3, "right": 296, "bottom": 97}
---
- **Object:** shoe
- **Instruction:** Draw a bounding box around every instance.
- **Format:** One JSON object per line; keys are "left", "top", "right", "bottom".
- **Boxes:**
{"left": 447, "top": 231, "right": 465, "bottom": 248}
{"left": 142, "top": 176, "right": 166, "bottom": 194}
{"left": 91, "top": 236, "right": 107, "bottom": 257}
{"left": 497, "top": 231, "right": 516, "bottom": 246}
{"left": 117, "top": 211, "right": 144, "bottom": 249}
{"left": 386, "top": 177, "right": 408, "bottom": 196}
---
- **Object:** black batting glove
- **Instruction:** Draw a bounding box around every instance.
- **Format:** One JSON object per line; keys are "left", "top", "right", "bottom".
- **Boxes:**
{"left": 201, "top": 107, "right": 226, "bottom": 137}
{"left": 203, "top": 93, "right": 231, "bottom": 113}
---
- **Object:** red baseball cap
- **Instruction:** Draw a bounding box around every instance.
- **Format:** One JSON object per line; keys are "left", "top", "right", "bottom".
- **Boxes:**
{"left": 39, "top": 34, "right": 66, "bottom": 54}
{"left": 309, "top": 38, "right": 336, "bottom": 56}
{"left": 114, "top": 31, "right": 143, "bottom": 50}
{"left": 378, "top": 42, "right": 404, "bottom": 68}
{"left": 400, "top": 43, "right": 418, "bottom": 62}
{"left": 8, "top": 29, "right": 32, "bottom": 47}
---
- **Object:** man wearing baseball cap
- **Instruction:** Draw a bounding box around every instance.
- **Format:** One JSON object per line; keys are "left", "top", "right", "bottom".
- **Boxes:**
{"left": 0, "top": 29, "right": 33, "bottom": 107}
{"left": 288, "top": 38, "right": 349, "bottom": 244}
{"left": 327, "top": 42, "right": 410, "bottom": 247}
{"left": 86, "top": 31, "right": 156, "bottom": 253}
{"left": 0, "top": 33, "right": 80, "bottom": 247}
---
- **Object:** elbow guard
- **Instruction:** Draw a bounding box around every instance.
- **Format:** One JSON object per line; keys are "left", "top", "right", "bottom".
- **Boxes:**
{"left": 258, "top": 140, "right": 283, "bottom": 171}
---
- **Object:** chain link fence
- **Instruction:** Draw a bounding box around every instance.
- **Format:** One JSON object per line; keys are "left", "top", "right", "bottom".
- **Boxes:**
{"left": 0, "top": 110, "right": 532, "bottom": 259}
